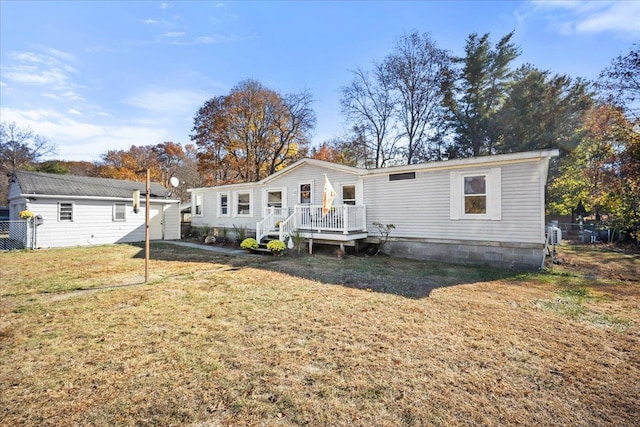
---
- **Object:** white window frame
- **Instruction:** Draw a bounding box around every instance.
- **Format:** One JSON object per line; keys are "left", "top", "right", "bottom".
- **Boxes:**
{"left": 266, "top": 188, "right": 283, "bottom": 208}
{"left": 113, "top": 203, "right": 126, "bottom": 222}
{"left": 218, "top": 192, "right": 230, "bottom": 217}
{"left": 58, "top": 202, "right": 74, "bottom": 222}
{"left": 341, "top": 184, "right": 356, "bottom": 205}
{"left": 193, "top": 193, "right": 203, "bottom": 217}
{"left": 234, "top": 190, "right": 253, "bottom": 217}
{"left": 450, "top": 168, "right": 501, "bottom": 220}
{"left": 298, "top": 181, "right": 313, "bottom": 205}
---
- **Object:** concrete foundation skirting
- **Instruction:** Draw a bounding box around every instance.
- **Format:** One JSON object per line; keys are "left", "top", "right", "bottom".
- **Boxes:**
{"left": 385, "top": 239, "right": 544, "bottom": 270}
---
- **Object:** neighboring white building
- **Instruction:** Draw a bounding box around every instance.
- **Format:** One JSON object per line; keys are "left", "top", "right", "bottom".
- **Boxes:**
{"left": 8, "top": 171, "right": 181, "bottom": 248}
{"left": 189, "top": 149, "right": 559, "bottom": 269}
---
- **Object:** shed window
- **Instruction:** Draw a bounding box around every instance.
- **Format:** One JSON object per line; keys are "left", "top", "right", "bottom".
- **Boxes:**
{"left": 113, "top": 203, "right": 126, "bottom": 221}
{"left": 59, "top": 203, "right": 73, "bottom": 222}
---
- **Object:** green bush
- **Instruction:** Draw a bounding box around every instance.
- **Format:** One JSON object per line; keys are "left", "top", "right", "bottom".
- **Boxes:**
{"left": 267, "top": 239, "right": 286, "bottom": 253}
{"left": 240, "top": 238, "right": 259, "bottom": 250}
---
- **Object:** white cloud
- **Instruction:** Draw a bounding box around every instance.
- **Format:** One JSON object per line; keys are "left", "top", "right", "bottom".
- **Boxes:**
{"left": 0, "top": 106, "right": 171, "bottom": 161}
{"left": 2, "top": 49, "right": 81, "bottom": 100}
{"left": 142, "top": 18, "right": 159, "bottom": 24}
{"left": 531, "top": 0, "right": 640, "bottom": 37}
{"left": 69, "top": 109, "right": 82, "bottom": 116}
{"left": 125, "top": 88, "right": 207, "bottom": 118}
{"left": 162, "top": 31, "right": 185, "bottom": 38}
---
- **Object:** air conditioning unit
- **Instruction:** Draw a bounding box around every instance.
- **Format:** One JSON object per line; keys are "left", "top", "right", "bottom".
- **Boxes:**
{"left": 548, "top": 226, "right": 562, "bottom": 245}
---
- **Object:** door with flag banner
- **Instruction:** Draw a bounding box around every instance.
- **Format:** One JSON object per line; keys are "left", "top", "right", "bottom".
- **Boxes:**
{"left": 322, "top": 174, "right": 337, "bottom": 216}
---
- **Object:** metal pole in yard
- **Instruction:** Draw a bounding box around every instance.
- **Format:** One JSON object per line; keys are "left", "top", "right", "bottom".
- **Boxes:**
{"left": 145, "top": 168, "right": 150, "bottom": 283}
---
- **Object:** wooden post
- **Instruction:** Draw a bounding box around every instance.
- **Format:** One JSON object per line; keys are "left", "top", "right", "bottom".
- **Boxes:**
{"left": 145, "top": 168, "right": 150, "bottom": 283}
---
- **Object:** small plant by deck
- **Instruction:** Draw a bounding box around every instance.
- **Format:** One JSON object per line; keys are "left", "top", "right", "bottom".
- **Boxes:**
{"left": 288, "top": 230, "right": 305, "bottom": 255}
{"left": 19, "top": 210, "right": 34, "bottom": 219}
{"left": 240, "top": 238, "right": 259, "bottom": 251}
{"left": 267, "top": 239, "right": 286, "bottom": 253}
{"left": 373, "top": 222, "right": 395, "bottom": 255}
{"left": 233, "top": 224, "right": 248, "bottom": 243}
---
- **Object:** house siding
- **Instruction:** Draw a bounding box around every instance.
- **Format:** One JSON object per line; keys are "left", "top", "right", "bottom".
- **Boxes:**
{"left": 27, "top": 199, "right": 176, "bottom": 248}
{"left": 191, "top": 164, "right": 360, "bottom": 234}
{"left": 363, "top": 160, "right": 544, "bottom": 245}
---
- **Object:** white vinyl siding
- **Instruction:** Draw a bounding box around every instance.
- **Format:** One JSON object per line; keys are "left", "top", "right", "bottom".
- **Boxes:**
{"left": 25, "top": 199, "right": 179, "bottom": 248}
{"left": 365, "top": 162, "right": 540, "bottom": 244}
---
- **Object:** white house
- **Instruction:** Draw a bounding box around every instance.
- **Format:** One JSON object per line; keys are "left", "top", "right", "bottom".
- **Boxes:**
{"left": 189, "top": 149, "right": 559, "bottom": 269}
{"left": 7, "top": 171, "right": 181, "bottom": 248}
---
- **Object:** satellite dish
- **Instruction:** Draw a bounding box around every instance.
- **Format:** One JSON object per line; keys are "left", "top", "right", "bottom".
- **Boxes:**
{"left": 169, "top": 176, "right": 180, "bottom": 188}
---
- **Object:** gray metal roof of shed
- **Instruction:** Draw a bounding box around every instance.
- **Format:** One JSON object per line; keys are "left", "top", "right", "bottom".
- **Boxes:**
{"left": 13, "top": 170, "right": 171, "bottom": 199}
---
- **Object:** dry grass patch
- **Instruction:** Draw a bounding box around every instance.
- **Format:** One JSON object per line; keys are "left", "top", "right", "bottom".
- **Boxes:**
{"left": 1, "top": 243, "right": 638, "bottom": 426}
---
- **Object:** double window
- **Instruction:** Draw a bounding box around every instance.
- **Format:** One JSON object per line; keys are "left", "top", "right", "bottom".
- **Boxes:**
{"left": 450, "top": 168, "right": 501, "bottom": 220}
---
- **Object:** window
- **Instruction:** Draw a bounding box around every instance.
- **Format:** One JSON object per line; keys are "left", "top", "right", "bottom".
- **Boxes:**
{"left": 267, "top": 190, "right": 282, "bottom": 208}
{"left": 194, "top": 194, "right": 203, "bottom": 216}
{"left": 389, "top": 172, "right": 415, "bottom": 181}
{"left": 113, "top": 203, "right": 126, "bottom": 221}
{"left": 58, "top": 202, "right": 73, "bottom": 221}
{"left": 299, "top": 183, "right": 311, "bottom": 204}
{"left": 237, "top": 192, "right": 251, "bottom": 215}
{"left": 450, "top": 168, "right": 501, "bottom": 220}
{"left": 342, "top": 185, "right": 356, "bottom": 205}
{"left": 219, "top": 193, "right": 229, "bottom": 216}
{"left": 464, "top": 176, "right": 486, "bottom": 214}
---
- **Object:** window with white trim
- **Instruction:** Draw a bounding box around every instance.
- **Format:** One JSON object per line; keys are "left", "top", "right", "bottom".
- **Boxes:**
{"left": 113, "top": 203, "right": 126, "bottom": 221}
{"left": 267, "top": 190, "right": 282, "bottom": 208}
{"left": 342, "top": 185, "right": 356, "bottom": 205}
{"left": 450, "top": 168, "right": 501, "bottom": 220}
{"left": 219, "top": 192, "right": 229, "bottom": 217}
{"left": 299, "top": 183, "right": 312, "bottom": 204}
{"left": 58, "top": 202, "right": 73, "bottom": 222}
{"left": 236, "top": 192, "right": 251, "bottom": 216}
{"left": 464, "top": 176, "right": 486, "bottom": 214}
{"left": 194, "top": 193, "right": 203, "bottom": 216}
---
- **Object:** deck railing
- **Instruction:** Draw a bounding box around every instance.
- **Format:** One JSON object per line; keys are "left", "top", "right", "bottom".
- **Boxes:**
{"left": 295, "top": 205, "right": 366, "bottom": 234}
{"left": 256, "top": 207, "right": 289, "bottom": 242}
{"left": 261, "top": 205, "right": 366, "bottom": 243}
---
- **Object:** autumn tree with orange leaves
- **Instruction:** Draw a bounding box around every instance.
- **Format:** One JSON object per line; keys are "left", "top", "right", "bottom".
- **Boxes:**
{"left": 191, "top": 79, "right": 315, "bottom": 185}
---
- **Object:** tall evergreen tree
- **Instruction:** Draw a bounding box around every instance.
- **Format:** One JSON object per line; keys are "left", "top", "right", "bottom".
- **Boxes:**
{"left": 448, "top": 32, "right": 520, "bottom": 157}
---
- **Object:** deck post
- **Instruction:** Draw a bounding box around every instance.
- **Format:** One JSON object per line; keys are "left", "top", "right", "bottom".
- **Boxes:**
{"left": 308, "top": 237, "right": 313, "bottom": 255}
{"left": 343, "top": 204, "right": 348, "bottom": 234}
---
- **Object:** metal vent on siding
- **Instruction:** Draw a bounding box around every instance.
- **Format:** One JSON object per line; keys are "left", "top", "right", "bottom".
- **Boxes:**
{"left": 389, "top": 172, "right": 416, "bottom": 181}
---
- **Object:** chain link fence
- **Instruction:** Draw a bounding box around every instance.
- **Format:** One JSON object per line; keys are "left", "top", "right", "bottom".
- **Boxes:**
{"left": 0, "top": 220, "right": 35, "bottom": 250}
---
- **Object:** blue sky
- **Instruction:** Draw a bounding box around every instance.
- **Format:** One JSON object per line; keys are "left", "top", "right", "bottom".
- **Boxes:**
{"left": 1, "top": 1, "right": 638, "bottom": 162}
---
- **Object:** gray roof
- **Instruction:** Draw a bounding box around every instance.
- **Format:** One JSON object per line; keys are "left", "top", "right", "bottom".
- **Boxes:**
{"left": 13, "top": 170, "right": 172, "bottom": 199}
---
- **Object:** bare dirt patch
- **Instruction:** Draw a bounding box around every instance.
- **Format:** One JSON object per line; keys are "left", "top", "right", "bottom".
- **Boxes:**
{"left": 1, "top": 242, "right": 638, "bottom": 426}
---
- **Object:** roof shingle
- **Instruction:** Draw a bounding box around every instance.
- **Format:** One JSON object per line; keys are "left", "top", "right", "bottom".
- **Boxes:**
{"left": 13, "top": 171, "right": 171, "bottom": 199}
